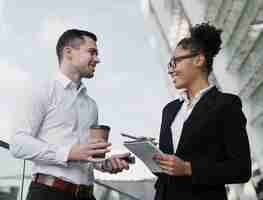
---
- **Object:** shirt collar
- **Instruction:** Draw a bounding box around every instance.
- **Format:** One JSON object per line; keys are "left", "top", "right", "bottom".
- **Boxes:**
{"left": 56, "top": 71, "right": 87, "bottom": 93}
{"left": 178, "top": 85, "right": 214, "bottom": 103}
{"left": 56, "top": 71, "right": 72, "bottom": 89}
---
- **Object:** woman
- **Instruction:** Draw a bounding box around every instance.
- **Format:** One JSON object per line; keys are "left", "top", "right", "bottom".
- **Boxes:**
{"left": 153, "top": 22, "right": 251, "bottom": 200}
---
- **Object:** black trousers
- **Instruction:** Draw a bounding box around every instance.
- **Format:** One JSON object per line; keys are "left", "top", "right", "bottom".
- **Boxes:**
{"left": 26, "top": 182, "right": 96, "bottom": 200}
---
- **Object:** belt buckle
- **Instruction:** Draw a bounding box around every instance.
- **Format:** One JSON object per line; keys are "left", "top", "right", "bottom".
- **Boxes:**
{"left": 75, "top": 185, "right": 93, "bottom": 199}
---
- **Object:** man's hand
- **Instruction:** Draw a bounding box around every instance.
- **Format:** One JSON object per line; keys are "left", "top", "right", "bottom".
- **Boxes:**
{"left": 102, "top": 153, "right": 130, "bottom": 174}
{"left": 68, "top": 142, "right": 111, "bottom": 161}
{"left": 153, "top": 153, "right": 192, "bottom": 176}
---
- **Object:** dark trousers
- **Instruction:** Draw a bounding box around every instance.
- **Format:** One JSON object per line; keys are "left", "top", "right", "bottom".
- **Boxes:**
{"left": 26, "top": 182, "right": 96, "bottom": 200}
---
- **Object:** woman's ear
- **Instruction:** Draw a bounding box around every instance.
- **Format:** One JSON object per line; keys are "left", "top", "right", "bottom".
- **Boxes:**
{"left": 194, "top": 54, "right": 206, "bottom": 67}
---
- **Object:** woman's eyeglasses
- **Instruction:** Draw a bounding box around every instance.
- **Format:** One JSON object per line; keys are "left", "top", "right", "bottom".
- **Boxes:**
{"left": 168, "top": 53, "right": 199, "bottom": 70}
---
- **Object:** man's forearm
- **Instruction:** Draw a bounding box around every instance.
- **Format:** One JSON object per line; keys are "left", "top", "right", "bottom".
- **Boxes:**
{"left": 10, "top": 133, "right": 73, "bottom": 166}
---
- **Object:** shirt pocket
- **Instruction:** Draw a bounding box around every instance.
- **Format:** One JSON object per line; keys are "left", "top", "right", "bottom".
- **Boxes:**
{"left": 62, "top": 106, "right": 77, "bottom": 127}
{"left": 49, "top": 102, "right": 77, "bottom": 129}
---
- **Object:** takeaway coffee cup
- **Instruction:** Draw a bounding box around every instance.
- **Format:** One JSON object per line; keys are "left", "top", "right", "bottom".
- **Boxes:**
{"left": 88, "top": 125, "right": 111, "bottom": 158}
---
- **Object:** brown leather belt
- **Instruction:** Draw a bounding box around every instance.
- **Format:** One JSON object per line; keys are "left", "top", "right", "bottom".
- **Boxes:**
{"left": 32, "top": 173, "right": 93, "bottom": 199}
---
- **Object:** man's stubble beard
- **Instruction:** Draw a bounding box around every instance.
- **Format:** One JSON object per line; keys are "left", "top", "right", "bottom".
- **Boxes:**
{"left": 81, "top": 71, "right": 94, "bottom": 79}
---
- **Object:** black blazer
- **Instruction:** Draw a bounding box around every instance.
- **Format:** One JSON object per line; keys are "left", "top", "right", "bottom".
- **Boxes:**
{"left": 154, "top": 87, "right": 251, "bottom": 200}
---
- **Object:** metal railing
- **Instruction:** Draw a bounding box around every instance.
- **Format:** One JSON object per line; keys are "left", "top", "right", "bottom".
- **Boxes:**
{"left": 0, "top": 140, "right": 140, "bottom": 200}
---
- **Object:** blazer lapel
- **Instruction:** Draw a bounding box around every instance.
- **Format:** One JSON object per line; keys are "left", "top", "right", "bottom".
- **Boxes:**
{"left": 176, "top": 86, "right": 218, "bottom": 154}
{"left": 160, "top": 100, "right": 183, "bottom": 154}
{"left": 167, "top": 100, "right": 184, "bottom": 127}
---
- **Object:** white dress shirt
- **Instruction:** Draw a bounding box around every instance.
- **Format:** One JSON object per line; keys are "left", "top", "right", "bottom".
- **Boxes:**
{"left": 10, "top": 71, "right": 98, "bottom": 185}
{"left": 171, "top": 85, "right": 214, "bottom": 152}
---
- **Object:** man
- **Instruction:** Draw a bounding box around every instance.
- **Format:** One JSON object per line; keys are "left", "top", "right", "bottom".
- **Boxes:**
{"left": 10, "top": 29, "right": 129, "bottom": 200}
{"left": 153, "top": 23, "right": 251, "bottom": 200}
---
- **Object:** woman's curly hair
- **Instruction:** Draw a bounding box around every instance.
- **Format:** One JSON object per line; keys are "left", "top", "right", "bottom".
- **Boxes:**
{"left": 177, "top": 22, "right": 222, "bottom": 74}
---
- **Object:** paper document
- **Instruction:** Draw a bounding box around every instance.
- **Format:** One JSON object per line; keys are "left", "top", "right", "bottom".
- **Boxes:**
{"left": 124, "top": 140, "right": 163, "bottom": 173}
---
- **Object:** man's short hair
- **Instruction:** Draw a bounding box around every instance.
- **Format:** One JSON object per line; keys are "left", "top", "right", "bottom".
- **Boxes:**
{"left": 56, "top": 29, "right": 97, "bottom": 63}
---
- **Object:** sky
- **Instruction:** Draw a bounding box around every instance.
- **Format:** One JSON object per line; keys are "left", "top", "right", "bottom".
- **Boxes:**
{"left": 0, "top": 0, "right": 171, "bottom": 180}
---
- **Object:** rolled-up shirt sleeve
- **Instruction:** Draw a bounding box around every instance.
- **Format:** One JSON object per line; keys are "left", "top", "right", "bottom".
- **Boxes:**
{"left": 9, "top": 85, "right": 71, "bottom": 166}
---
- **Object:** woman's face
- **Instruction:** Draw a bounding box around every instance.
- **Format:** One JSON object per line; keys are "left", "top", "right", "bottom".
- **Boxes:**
{"left": 168, "top": 46, "right": 200, "bottom": 90}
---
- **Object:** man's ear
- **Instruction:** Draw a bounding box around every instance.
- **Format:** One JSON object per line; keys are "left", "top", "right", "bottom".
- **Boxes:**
{"left": 193, "top": 54, "right": 206, "bottom": 67}
{"left": 63, "top": 46, "right": 72, "bottom": 60}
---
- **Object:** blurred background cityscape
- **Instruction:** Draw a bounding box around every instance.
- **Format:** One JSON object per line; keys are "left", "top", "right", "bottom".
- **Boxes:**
{"left": 1, "top": 0, "right": 263, "bottom": 199}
